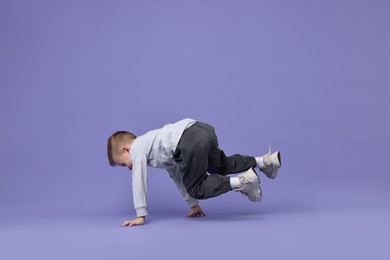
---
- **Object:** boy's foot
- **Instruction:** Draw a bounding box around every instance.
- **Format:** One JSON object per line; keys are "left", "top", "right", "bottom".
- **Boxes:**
{"left": 257, "top": 146, "right": 281, "bottom": 179}
{"left": 234, "top": 168, "right": 262, "bottom": 202}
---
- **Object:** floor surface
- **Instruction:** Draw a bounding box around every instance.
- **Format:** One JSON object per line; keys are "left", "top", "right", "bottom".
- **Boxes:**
{"left": 2, "top": 187, "right": 389, "bottom": 260}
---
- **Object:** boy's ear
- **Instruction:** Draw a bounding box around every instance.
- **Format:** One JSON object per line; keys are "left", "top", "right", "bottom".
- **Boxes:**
{"left": 122, "top": 146, "right": 130, "bottom": 153}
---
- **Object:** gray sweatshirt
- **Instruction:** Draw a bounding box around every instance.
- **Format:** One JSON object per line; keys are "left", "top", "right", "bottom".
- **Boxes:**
{"left": 129, "top": 118, "right": 198, "bottom": 217}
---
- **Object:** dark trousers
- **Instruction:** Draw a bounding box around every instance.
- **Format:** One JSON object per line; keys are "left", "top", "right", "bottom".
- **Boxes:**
{"left": 173, "top": 122, "right": 257, "bottom": 200}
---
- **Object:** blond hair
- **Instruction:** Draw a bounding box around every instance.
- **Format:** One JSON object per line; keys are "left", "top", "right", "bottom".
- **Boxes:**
{"left": 107, "top": 131, "right": 137, "bottom": 166}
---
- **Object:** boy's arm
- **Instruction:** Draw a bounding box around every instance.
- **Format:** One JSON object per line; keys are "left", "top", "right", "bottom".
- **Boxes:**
{"left": 122, "top": 152, "right": 148, "bottom": 227}
{"left": 167, "top": 167, "right": 204, "bottom": 217}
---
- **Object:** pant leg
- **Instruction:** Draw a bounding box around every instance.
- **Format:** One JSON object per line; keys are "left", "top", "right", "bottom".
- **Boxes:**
{"left": 174, "top": 122, "right": 232, "bottom": 200}
{"left": 207, "top": 148, "right": 257, "bottom": 175}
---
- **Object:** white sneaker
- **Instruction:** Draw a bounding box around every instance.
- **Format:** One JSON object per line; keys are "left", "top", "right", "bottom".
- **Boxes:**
{"left": 259, "top": 145, "right": 281, "bottom": 179}
{"left": 234, "top": 168, "right": 262, "bottom": 202}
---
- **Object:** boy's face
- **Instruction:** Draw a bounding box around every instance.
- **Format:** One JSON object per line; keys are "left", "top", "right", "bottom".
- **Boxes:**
{"left": 115, "top": 147, "right": 132, "bottom": 169}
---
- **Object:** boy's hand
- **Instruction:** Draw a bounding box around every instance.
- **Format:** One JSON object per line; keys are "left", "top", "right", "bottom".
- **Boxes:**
{"left": 121, "top": 216, "right": 145, "bottom": 227}
{"left": 186, "top": 204, "right": 206, "bottom": 218}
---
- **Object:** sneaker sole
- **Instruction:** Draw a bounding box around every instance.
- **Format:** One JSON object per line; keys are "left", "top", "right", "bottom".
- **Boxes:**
{"left": 249, "top": 168, "right": 261, "bottom": 202}
{"left": 251, "top": 181, "right": 262, "bottom": 202}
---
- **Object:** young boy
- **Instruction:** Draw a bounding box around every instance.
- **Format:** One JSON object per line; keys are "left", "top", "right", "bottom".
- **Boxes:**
{"left": 107, "top": 118, "right": 281, "bottom": 227}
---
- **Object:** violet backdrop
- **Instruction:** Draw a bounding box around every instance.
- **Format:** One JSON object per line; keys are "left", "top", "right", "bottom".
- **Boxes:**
{"left": 0, "top": 0, "right": 389, "bottom": 259}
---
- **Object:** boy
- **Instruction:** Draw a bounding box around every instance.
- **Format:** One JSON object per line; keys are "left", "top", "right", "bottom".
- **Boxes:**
{"left": 107, "top": 118, "right": 281, "bottom": 227}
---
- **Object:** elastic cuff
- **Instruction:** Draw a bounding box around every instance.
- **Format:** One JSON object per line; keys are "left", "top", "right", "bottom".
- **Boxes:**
{"left": 186, "top": 198, "right": 199, "bottom": 208}
{"left": 136, "top": 207, "right": 148, "bottom": 217}
{"left": 224, "top": 176, "right": 233, "bottom": 191}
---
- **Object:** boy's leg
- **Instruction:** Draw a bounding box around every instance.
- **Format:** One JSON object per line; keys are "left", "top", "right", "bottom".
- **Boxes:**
{"left": 174, "top": 122, "right": 232, "bottom": 200}
{"left": 207, "top": 148, "right": 257, "bottom": 176}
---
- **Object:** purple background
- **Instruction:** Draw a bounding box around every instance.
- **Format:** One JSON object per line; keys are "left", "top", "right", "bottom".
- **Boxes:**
{"left": 1, "top": 0, "right": 389, "bottom": 259}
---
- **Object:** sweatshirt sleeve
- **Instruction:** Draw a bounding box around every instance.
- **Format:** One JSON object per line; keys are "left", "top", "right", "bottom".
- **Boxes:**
{"left": 166, "top": 167, "right": 198, "bottom": 208}
{"left": 131, "top": 151, "right": 149, "bottom": 217}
